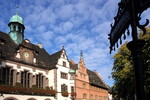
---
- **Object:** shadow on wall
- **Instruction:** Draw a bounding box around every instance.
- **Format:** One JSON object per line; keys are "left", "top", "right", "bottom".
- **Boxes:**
{"left": 3, "top": 97, "right": 51, "bottom": 100}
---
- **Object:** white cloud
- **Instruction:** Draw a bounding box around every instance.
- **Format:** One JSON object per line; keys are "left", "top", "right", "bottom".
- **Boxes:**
{"left": 63, "top": 21, "right": 74, "bottom": 32}
{"left": 1, "top": 0, "right": 149, "bottom": 87}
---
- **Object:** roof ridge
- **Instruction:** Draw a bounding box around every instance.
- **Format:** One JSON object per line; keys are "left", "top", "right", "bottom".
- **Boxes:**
{"left": 94, "top": 71, "right": 109, "bottom": 88}
{"left": 50, "top": 49, "right": 62, "bottom": 57}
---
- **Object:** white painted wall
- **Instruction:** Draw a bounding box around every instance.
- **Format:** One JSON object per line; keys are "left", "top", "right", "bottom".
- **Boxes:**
{"left": 55, "top": 51, "right": 75, "bottom": 100}
{"left": 48, "top": 69, "right": 55, "bottom": 88}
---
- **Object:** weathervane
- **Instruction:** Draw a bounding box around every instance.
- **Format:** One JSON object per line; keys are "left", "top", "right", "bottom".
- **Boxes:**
{"left": 16, "top": 6, "right": 19, "bottom": 15}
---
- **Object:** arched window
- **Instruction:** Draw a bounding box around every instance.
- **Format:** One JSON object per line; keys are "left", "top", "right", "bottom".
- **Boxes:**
{"left": 90, "top": 94, "right": 93, "bottom": 100}
{"left": 18, "top": 26, "right": 21, "bottom": 32}
{"left": 13, "top": 25, "right": 16, "bottom": 31}
{"left": 4, "top": 97, "right": 18, "bottom": 100}
{"left": 82, "top": 83, "right": 86, "bottom": 88}
{"left": 44, "top": 99, "right": 51, "bottom": 100}
{"left": 95, "top": 95, "right": 98, "bottom": 100}
{"left": 99, "top": 96, "right": 102, "bottom": 100}
{"left": 83, "top": 93, "right": 87, "bottom": 99}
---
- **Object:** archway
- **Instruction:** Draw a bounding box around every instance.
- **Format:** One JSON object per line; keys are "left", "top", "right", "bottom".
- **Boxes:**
{"left": 4, "top": 97, "right": 18, "bottom": 100}
{"left": 44, "top": 99, "right": 51, "bottom": 100}
{"left": 27, "top": 98, "right": 37, "bottom": 100}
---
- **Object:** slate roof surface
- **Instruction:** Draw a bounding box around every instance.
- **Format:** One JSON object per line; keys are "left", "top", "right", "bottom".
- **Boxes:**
{"left": 87, "top": 69, "right": 108, "bottom": 89}
{"left": 69, "top": 60, "right": 78, "bottom": 70}
{"left": 49, "top": 50, "right": 63, "bottom": 67}
{"left": 0, "top": 31, "right": 54, "bottom": 70}
{"left": 0, "top": 31, "right": 18, "bottom": 59}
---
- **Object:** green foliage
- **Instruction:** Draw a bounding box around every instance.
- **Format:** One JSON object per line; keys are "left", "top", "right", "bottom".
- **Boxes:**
{"left": 111, "top": 26, "right": 150, "bottom": 99}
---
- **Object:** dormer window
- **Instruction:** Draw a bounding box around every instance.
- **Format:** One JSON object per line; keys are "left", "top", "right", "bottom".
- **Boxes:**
{"left": 63, "top": 61, "right": 66, "bottom": 67}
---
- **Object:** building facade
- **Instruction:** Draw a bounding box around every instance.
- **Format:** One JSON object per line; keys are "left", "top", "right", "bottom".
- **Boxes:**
{"left": 70, "top": 51, "right": 109, "bottom": 100}
{"left": 0, "top": 13, "right": 109, "bottom": 100}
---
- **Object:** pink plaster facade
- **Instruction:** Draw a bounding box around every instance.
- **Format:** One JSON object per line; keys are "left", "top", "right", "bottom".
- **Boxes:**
{"left": 75, "top": 58, "right": 109, "bottom": 100}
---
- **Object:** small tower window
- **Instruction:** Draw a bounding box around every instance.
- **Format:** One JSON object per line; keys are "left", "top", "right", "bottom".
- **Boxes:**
{"left": 18, "top": 27, "right": 21, "bottom": 32}
{"left": 10, "top": 25, "right": 13, "bottom": 31}
{"left": 13, "top": 25, "right": 16, "bottom": 31}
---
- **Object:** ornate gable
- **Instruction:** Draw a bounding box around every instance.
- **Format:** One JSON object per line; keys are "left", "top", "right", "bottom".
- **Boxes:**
{"left": 78, "top": 50, "right": 87, "bottom": 73}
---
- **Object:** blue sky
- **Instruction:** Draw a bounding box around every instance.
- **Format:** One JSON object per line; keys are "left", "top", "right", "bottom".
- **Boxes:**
{"left": 0, "top": 0, "right": 150, "bottom": 87}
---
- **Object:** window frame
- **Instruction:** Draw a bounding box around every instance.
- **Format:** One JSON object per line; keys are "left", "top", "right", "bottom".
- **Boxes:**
{"left": 1, "top": 66, "right": 14, "bottom": 85}
{"left": 61, "top": 72, "right": 68, "bottom": 79}
{"left": 61, "top": 84, "right": 68, "bottom": 92}
{"left": 63, "top": 61, "right": 66, "bottom": 67}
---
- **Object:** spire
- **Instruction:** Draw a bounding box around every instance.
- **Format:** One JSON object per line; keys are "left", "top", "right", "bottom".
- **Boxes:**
{"left": 79, "top": 50, "right": 85, "bottom": 66}
{"left": 8, "top": 6, "right": 25, "bottom": 45}
{"left": 80, "top": 50, "right": 83, "bottom": 59}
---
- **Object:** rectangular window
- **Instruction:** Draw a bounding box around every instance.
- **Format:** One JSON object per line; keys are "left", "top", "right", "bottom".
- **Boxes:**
{"left": 2, "top": 67, "right": 14, "bottom": 85}
{"left": 70, "top": 74, "right": 74, "bottom": 80}
{"left": 61, "top": 72, "right": 68, "bottom": 79}
{"left": 21, "top": 71, "right": 30, "bottom": 87}
{"left": 71, "top": 86, "right": 74, "bottom": 93}
{"left": 61, "top": 84, "right": 68, "bottom": 92}
{"left": 63, "top": 61, "right": 66, "bottom": 67}
{"left": 36, "top": 74, "right": 43, "bottom": 88}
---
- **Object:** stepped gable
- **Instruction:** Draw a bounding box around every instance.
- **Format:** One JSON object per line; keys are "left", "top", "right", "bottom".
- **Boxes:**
{"left": 87, "top": 69, "right": 108, "bottom": 90}
{"left": 0, "top": 31, "right": 53, "bottom": 70}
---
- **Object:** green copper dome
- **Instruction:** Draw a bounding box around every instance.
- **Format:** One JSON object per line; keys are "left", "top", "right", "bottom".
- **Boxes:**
{"left": 69, "top": 69, "right": 76, "bottom": 74}
{"left": 9, "top": 14, "right": 24, "bottom": 25}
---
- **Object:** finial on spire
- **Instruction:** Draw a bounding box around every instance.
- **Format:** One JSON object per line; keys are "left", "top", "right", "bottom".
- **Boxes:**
{"left": 62, "top": 46, "right": 64, "bottom": 50}
{"left": 16, "top": 6, "right": 19, "bottom": 15}
{"left": 80, "top": 50, "right": 83, "bottom": 58}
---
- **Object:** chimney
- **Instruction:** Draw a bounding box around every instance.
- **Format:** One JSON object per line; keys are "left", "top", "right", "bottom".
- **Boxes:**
{"left": 37, "top": 43, "right": 42, "bottom": 49}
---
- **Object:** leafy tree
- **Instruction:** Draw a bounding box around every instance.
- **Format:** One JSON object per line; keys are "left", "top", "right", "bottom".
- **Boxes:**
{"left": 111, "top": 26, "right": 150, "bottom": 100}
